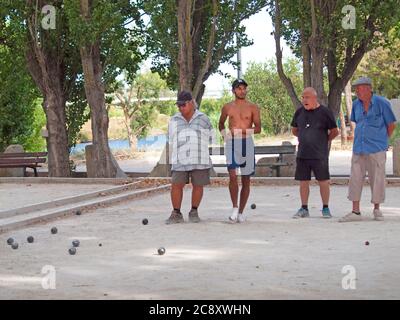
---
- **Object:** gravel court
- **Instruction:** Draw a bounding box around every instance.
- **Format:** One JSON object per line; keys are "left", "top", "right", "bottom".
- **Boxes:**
{"left": 1, "top": 185, "right": 400, "bottom": 299}
{"left": 0, "top": 183, "right": 118, "bottom": 212}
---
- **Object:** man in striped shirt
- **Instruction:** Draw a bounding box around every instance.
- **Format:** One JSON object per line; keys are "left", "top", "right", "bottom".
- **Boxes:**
{"left": 166, "top": 91, "right": 214, "bottom": 224}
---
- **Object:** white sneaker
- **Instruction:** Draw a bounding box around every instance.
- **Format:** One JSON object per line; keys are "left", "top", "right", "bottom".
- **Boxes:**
{"left": 339, "top": 212, "right": 362, "bottom": 223}
{"left": 373, "top": 209, "right": 384, "bottom": 221}
{"left": 237, "top": 213, "right": 246, "bottom": 223}
{"left": 229, "top": 208, "right": 239, "bottom": 223}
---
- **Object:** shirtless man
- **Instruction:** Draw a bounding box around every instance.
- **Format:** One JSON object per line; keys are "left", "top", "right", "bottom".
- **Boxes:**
{"left": 219, "top": 79, "right": 261, "bottom": 223}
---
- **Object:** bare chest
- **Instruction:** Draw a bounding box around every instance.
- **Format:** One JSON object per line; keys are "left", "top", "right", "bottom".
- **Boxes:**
{"left": 227, "top": 107, "right": 253, "bottom": 122}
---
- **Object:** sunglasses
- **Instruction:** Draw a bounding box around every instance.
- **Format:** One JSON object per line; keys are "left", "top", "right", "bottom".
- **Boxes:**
{"left": 177, "top": 101, "right": 189, "bottom": 108}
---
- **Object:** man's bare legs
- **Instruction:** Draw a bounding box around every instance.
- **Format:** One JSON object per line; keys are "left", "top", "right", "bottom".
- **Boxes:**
{"left": 318, "top": 180, "right": 330, "bottom": 206}
{"left": 301, "top": 180, "right": 331, "bottom": 207}
{"left": 171, "top": 183, "right": 204, "bottom": 209}
{"left": 229, "top": 170, "right": 251, "bottom": 222}
{"left": 228, "top": 169, "right": 239, "bottom": 208}
{"left": 297, "top": 180, "right": 331, "bottom": 218}
{"left": 300, "top": 181, "right": 310, "bottom": 206}
{"left": 166, "top": 183, "right": 186, "bottom": 224}
{"left": 192, "top": 185, "right": 204, "bottom": 208}
{"left": 171, "top": 183, "right": 185, "bottom": 210}
{"left": 239, "top": 176, "right": 251, "bottom": 214}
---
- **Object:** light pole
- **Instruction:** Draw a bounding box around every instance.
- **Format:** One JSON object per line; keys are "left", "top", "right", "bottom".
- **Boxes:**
{"left": 236, "top": 33, "right": 243, "bottom": 79}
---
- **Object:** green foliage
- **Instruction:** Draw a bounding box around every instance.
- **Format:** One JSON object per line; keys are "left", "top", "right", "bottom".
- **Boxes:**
{"left": 143, "top": 0, "right": 267, "bottom": 90}
{"left": 63, "top": 0, "right": 148, "bottom": 148}
{"left": 129, "top": 72, "right": 166, "bottom": 138}
{"left": 267, "top": 0, "right": 400, "bottom": 118}
{"left": 114, "top": 72, "right": 169, "bottom": 139}
{"left": 1, "top": 1, "right": 92, "bottom": 152}
{"left": 272, "top": 0, "right": 400, "bottom": 75}
{"left": 200, "top": 92, "right": 232, "bottom": 115}
{"left": 155, "top": 100, "right": 177, "bottom": 117}
{"left": 355, "top": 37, "right": 400, "bottom": 99}
{"left": 244, "top": 59, "right": 303, "bottom": 135}
{"left": 108, "top": 106, "right": 124, "bottom": 118}
{"left": 199, "top": 93, "right": 232, "bottom": 143}
{"left": 66, "top": 81, "right": 91, "bottom": 149}
{"left": 2, "top": 1, "right": 148, "bottom": 153}
{"left": 64, "top": 0, "right": 146, "bottom": 85}
{"left": 131, "top": 105, "right": 157, "bottom": 139}
{"left": 0, "top": 44, "right": 40, "bottom": 152}
{"left": 23, "top": 100, "right": 47, "bottom": 152}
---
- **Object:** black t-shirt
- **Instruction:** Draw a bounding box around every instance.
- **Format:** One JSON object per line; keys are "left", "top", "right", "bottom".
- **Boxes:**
{"left": 291, "top": 105, "right": 337, "bottom": 159}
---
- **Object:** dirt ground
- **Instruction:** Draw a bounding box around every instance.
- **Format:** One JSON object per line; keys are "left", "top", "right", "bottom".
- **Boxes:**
{"left": 0, "top": 184, "right": 116, "bottom": 212}
{"left": 1, "top": 184, "right": 400, "bottom": 300}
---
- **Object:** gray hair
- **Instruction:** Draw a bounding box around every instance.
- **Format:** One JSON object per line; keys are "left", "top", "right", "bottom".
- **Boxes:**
{"left": 303, "top": 87, "right": 318, "bottom": 97}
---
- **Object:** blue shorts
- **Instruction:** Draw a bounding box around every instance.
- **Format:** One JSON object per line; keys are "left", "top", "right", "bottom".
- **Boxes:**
{"left": 225, "top": 137, "right": 255, "bottom": 176}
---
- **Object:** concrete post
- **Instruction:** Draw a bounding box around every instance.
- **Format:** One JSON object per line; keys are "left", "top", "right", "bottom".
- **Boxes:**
{"left": 393, "top": 139, "right": 400, "bottom": 177}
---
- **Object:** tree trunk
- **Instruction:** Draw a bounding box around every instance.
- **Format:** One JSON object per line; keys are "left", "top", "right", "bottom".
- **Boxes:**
{"left": 327, "top": 84, "right": 343, "bottom": 120}
{"left": 300, "top": 28, "right": 312, "bottom": 88}
{"left": 79, "top": 0, "right": 122, "bottom": 178}
{"left": 195, "top": 84, "right": 206, "bottom": 107}
{"left": 122, "top": 108, "right": 137, "bottom": 152}
{"left": 273, "top": 0, "right": 302, "bottom": 110}
{"left": 25, "top": 4, "right": 71, "bottom": 177}
{"left": 25, "top": 66, "right": 70, "bottom": 177}
{"left": 177, "top": 0, "right": 194, "bottom": 92}
{"left": 344, "top": 81, "right": 355, "bottom": 138}
{"left": 43, "top": 94, "right": 70, "bottom": 177}
{"left": 309, "top": 0, "right": 327, "bottom": 105}
{"left": 310, "top": 52, "right": 327, "bottom": 105}
{"left": 80, "top": 45, "right": 118, "bottom": 178}
{"left": 339, "top": 106, "right": 347, "bottom": 147}
{"left": 177, "top": 0, "right": 217, "bottom": 105}
{"left": 128, "top": 134, "right": 138, "bottom": 153}
{"left": 151, "top": 0, "right": 210, "bottom": 177}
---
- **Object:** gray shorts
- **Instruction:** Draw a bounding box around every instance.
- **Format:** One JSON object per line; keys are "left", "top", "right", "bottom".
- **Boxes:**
{"left": 171, "top": 169, "right": 211, "bottom": 186}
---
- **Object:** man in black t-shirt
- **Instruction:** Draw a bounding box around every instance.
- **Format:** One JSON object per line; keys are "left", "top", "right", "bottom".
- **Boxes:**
{"left": 291, "top": 87, "right": 339, "bottom": 219}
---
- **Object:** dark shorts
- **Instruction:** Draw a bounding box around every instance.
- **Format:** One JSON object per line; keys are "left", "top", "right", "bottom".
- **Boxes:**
{"left": 295, "top": 158, "right": 330, "bottom": 181}
{"left": 171, "top": 169, "right": 211, "bottom": 186}
{"left": 225, "top": 137, "right": 255, "bottom": 176}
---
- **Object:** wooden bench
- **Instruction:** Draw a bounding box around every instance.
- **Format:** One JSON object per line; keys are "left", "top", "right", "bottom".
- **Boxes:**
{"left": 0, "top": 152, "right": 48, "bottom": 177}
{"left": 209, "top": 145, "right": 296, "bottom": 177}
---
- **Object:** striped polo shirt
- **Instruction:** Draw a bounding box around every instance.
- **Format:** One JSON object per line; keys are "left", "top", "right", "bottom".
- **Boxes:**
{"left": 168, "top": 110, "right": 213, "bottom": 171}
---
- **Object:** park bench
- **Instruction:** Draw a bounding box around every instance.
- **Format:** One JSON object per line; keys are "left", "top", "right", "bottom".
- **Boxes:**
{"left": 209, "top": 145, "right": 296, "bottom": 177}
{"left": 0, "top": 152, "right": 48, "bottom": 177}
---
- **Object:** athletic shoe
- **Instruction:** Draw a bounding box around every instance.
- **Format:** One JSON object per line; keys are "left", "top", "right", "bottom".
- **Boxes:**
{"left": 373, "top": 209, "right": 384, "bottom": 221}
{"left": 166, "top": 211, "right": 184, "bottom": 224}
{"left": 229, "top": 208, "right": 239, "bottom": 223}
{"left": 321, "top": 207, "right": 332, "bottom": 219}
{"left": 237, "top": 213, "right": 246, "bottom": 223}
{"left": 338, "top": 212, "right": 362, "bottom": 223}
{"left": 293, "top": 208, "right": 310, "bottom": 219}
{"left": 188, "top": 208, "right": 201, "bottom": 223}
